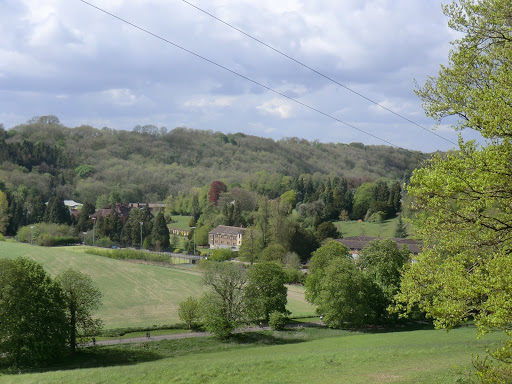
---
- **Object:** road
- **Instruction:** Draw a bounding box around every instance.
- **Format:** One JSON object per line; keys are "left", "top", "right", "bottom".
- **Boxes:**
{"left": 83, "top": 322, "right": 322, "bottom": 348}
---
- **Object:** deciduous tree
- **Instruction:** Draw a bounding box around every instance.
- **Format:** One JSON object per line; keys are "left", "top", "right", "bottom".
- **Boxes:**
{"left": 56, "top": 269, "right": 103, "bottom": 354}
{"left": 201, "top": 262, "right": 247, "bottom": 338}
{"left": 394, "top": 0, "right": 512, "bottom": 379}
{"left": 0, "top": 258, "right": 67, "bottom": 367}
{"left": 245, "top": 262, "right": 287, "bottom": 322}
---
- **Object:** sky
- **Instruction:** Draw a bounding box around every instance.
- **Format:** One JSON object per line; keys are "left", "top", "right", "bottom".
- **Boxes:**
{"left": 0, "top": 0, "right": 483, "bottom": 152}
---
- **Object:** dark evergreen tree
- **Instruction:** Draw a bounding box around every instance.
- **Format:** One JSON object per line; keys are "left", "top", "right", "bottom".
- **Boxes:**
{"left": 151, "top": 211, "right": 170, "bottom": 251}
{"left": 393, "top": 215, "right": 408, "bottom": 238}
{"left": 44, "top": 196, "right": 71, "bottom": 225}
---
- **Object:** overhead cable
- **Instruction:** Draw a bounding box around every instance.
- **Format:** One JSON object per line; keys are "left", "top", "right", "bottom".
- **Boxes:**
{"left": 79, "top": 0, "right": 400, "bottom": 147}
{"left": 181, "top": 0, "right": 457, "bottom": 147}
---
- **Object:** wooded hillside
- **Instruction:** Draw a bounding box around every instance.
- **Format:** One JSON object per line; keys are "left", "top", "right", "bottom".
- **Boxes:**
{"left": 0, "top": 117, "right": 429, "bottom": 203}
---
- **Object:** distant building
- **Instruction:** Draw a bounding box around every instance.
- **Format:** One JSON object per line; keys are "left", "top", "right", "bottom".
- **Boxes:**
{"left": 128, "top": 203, "right": 166, "bottom": 215}
{"left": 208, "top": 225, "right": 246, "bottom": 251}
{"left": 335, "top": 236, "right": 421, "bottom": 258}
{"left": 91, "top": 203, "right": 134, "bottom": 225}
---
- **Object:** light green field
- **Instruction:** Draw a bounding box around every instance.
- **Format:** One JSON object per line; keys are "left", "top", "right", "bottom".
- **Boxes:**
{"left": 169, "top": 215, "right": 193, "bottom": 229}
{"left": 335, "top": 217, "right": 416, "bottom": 238}
{"left": 0, "top": 325, "right": 502, "bottom": 383}
{"left": 0, "top": 242, "right": 204, "bottom": 328}
{"left": 0, "top": 242, "right": 315, "bottom": 328}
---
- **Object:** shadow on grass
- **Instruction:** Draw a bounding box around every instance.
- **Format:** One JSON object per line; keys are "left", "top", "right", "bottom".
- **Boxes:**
{"left": 228, "top": 331, "right": 306, "bottom": 345}
{"left": 0, "top": 347, "right": 163, "bottom": 375}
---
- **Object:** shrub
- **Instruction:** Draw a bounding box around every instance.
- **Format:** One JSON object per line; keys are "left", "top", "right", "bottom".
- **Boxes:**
{"left": 84, "top": 248, "right": 169, "bottom": 263}
{"left": 284, "top": 268, "right": 306, "bottom": 284}
{"left": 209, "top": 248, "right": 235, "bottom": 261}
{"left": 15, "top": 223, "right": 76, "bottom": 245}
{"left": 94, "top": 237, "right": 114, "bottom": 248}
{"left": 0, "top": 233, "right": 5, "bottom": 241}
{"left": 269, "top": 311, "right": 287, "bottom": 331}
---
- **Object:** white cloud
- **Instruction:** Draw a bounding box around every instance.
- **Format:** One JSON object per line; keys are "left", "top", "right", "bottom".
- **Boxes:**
{"left": 0, "top": 0, "right": 466, "bottom": 151}
{"left": 257, "top": 98, "right": 294, "bottom": 119}
{"left": 183, "top": 95, "right": 236, "bottom": 108}
{"left": 102, "top": 89, "right": 138, "bottom": 106}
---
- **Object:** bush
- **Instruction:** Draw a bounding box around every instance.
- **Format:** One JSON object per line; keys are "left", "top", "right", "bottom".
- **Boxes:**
{"left": 15, "top": 223, "right": 76, "bottom": 245}
{"left": 84, "top": 248, "right": 169, "bottom": 263}
{"left": 0, "top": 233, "right": 5, "bottom": 241}
{"left": 37, "top": 235, "right": 79, "bottom": 247}
{"left": 94, "top": 237, "right": 114, "bottom": 248}
{"left": 269, "top": 311, "right": 287, "bottom": 331}
{"left": 284, "top": 268, "right": 306, "bottom": 284}
{"left": 209, "top": 248, "right": 235, "bottom": 261}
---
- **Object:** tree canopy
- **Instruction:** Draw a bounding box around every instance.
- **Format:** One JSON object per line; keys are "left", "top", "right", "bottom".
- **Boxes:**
{"left": 394, "top": 0, "right": 512, "bottom": 378}
{"left": 56, "top": 269, "right": 103, "bottom": 354}
{"left": 0, "top": 258, "right": 67, "bottom": 367}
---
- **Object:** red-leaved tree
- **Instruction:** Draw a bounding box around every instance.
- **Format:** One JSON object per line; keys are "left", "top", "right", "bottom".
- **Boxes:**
{"left": 208, "top": 181, "right": 227, "bottom": 206}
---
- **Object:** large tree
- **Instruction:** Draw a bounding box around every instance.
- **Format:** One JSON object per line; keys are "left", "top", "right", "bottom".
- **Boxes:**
{"left": 201, "top": 262, "right": 248, "bottom": 338}
{"left": 358, "top": 239, "right": 410, "bottom": 305}
{"left": 0, "top": 258, "right": 67, "bottom": 367}
{"left": 56, "top": 269, "right": 103, "bottom": 354}
{"left": 245, "top": 262, "right": 287, "bottom": 322}
{"left": 305, "top": 241, "right": 384, "bottom": 327}
{"left": 394, "top": 0, "right": 512, "bottom": 379}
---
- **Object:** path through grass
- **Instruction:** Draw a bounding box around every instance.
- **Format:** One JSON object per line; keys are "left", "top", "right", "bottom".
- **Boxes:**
{"left": 0, "top": 325, "right": 501, "bottom": 383}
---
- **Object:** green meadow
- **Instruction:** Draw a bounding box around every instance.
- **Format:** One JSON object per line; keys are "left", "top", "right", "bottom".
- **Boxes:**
{"left": 335, "top": 217, "right": 416, "bottom": 238}
{"left": 0, "top": 325, "right": 501, "bottom": 383}
{"left": 0, "top": 242, "right": 315, "bottom": 328}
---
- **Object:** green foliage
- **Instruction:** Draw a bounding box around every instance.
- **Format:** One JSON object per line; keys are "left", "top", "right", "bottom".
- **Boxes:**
{"left": 305, "top": 241, "right": 385, "bottom": 327}
{"left": 357, "top": 239, "right": 410, "bottom": 305}
{"left": 237, "top": 228, "right": 263, "bottom": 264}
{"left": 0, "top": 189, "right": 9, "bottom": 234}
{"left": 56, "top": 269, "right": 103, "bottom": 354}
{"left": 0, "top": 258, "right": 67, "bottom": 367}
{"left": 84, "top": 248, "right": 170, "bottom": 263}
{"left": 395, "top": 1, "right": 512, "bottom": 381}
{"left": 305, "top": 241, "right": 350, "bottom": 303}
{"left": 15, "top": 223, "right": 77, "bottom": 246}
{"left": 201, "top": 262, "right": 248, "bottom": 338}
{"left": 315, "top": 221, "right": 340, "bottom": 242}
{"left": 44, "top": 196, "right": 71, "bottom": 225}
{"left": 269, "top": 311, "right": 287, "bottom": 330}
{"left": 366, "top": 211, "right": 384, "bottom": 223}
{"left": 283, "top": 268, "right": 306, "bottom": 284}
{"left": 209, "top": 248, "right": 235, "bottom": 261}
{"left": 178, "top": 296, "right": 201, "bottom": 330}
{"left": 313, "top": 257, "right": 384, "bottom": 328}
{"left": 0, "top": 233, "right": 5, "bottom": 241}
{"left": 74, "top": 164, "right": 95, "bottom": 179}
{"left": 393, "top": 214, "right": 408, "bottom": 238}
{"left": 245, "top": 262, "right": 288, "bottom": 321}
{"left": 259, "top": 243, "right": 287, "bottom": 263}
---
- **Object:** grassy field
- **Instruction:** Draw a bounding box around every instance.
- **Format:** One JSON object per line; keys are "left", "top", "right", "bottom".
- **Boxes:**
{"left": 0, "top": 325, "right": 502, "bottom": 383}
{"left": 169, "top": 215, "right": 193, "bottom": 229}
{"left": 334, "top": 217, "right": 416, "bottom": 238}
{"left": 0, "top": 242, "right": 316, "bottom": 328}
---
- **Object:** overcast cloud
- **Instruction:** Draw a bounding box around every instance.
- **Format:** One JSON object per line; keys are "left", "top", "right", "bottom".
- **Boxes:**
{"left": 0, "top": 0, "right": 482, "bottom": 152}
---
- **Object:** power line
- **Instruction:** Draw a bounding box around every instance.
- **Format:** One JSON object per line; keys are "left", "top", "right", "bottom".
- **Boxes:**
{"left": 181, "top": 0, "right": 457, "bottom": 147}
{"left": 79, "top": 0, "right": 398, "bottom": 147}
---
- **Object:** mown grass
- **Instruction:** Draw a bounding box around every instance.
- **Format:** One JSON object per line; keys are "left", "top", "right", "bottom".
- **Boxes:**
{"left": 0, "top": 242, "right": 316, "bottom": 328}
{"left": 0, "top": 325, "right": 502, "bottom": 383}
{"left": 0, "top": 242, "right": 204, "bottom": 328}
{"left": 168, "top": 215, "right": 193, "bottom": 230}
{"left": 334, "top": 217, "right": 416, "bottom": 238}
